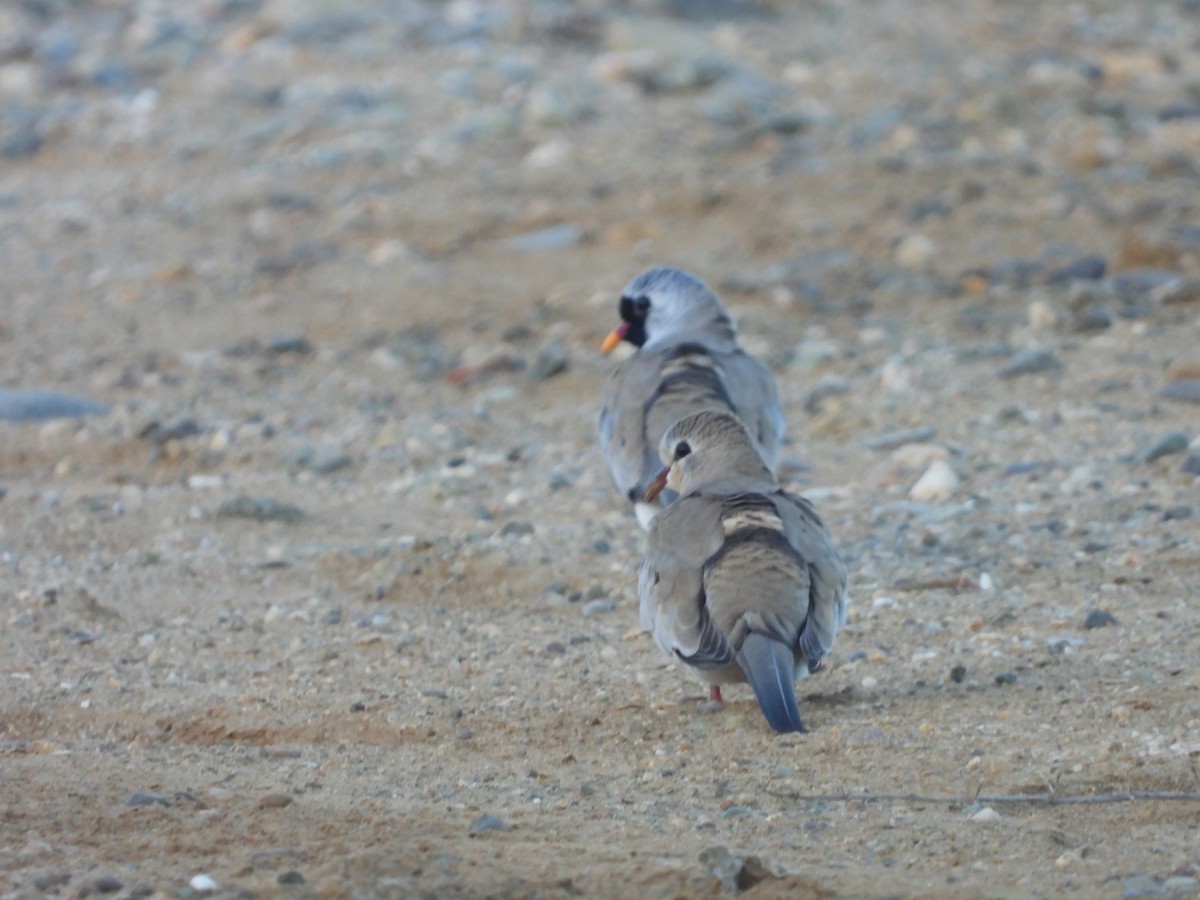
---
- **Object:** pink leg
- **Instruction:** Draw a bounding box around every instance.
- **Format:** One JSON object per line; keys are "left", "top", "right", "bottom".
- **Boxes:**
{"left": 709, "top": 685, "right": 723, "bottom": 704}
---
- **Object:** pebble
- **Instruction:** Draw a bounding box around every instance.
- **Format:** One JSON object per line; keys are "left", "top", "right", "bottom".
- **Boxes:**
{"left": 468, "top": 813, "right": 508, "bottom": 835}
{"left": 216, "top": 496, "right": 308, "bottom": 524}
{"left": 125, "top": 791, "right": 171, "bottom": 807}
{"left": 189, "top": 874, "right": 219, "bottom": 893}
{"left": 529, "top": 340, "right": 569, "bottom": 381}
{"left": 970, "top": 806, "right": 1001, "bottom": 823}
{"left": 93, "top": 875, "right": 123, "bottom": 894}
{"left": 583, "top": 599, "right": 616, "bottom": 616}
{"left": 999, "top": 348, "right": 1062, "bottom": 379}
{"left": 1159, "top": 381, "right": 1200, "bottom": 405}
{"left": 1084, "top": 609, "right": 1119, "bottom": 630}
{"left": 278, "top": 870, "right": 306, "bottom": 885}
{"left": 1134, "top": 431, "right": 1189, "bottom": 465}
{"left": 862, "top": 426, "right": 936, "bottom": 452}
{"left": 994, "top": 672, "right": 1017, "bottom": 685}
{"left": 0, "top": 389, "right": 110, "bottom": 422}
{"left": 258, "top": 792, "right": 294, "bottom": 808}
{"left": 909, "top": 459, "right": 960, "bottom": 502}
{"left": 894, "top": 233, "right": 937, "bottom": 269}
{"left": 506, "top": 224, "right": 583, "bottom": 251}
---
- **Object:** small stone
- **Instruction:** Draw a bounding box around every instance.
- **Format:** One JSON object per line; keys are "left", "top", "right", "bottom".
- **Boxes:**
{"left": 277, "top": 871, "right": 306, "bottom": 886}
{"left": 894, "top": 234, "right": 937, "bottom": 269}
{"left": 93, "top": 875, "right": 123, "bottom": 894}
{"left": 994, "top": 672, "right": 1017, "bottom": 685}
{"left": 468, "top": 813, "right": 508, "bottom": 835}
{"left": 140, "top": 418, "right": 204, "bottom": 445}
{"left": 862, "top": 426, "right": 936, "bottom": 452}
{"left": 1135, "top": 431, "right": 1189, "bottom": 464}
{"left": 499, "top": 521, "right": 535, "bottom": 538}
{"left": 1153, "top": 277, "right": 1200, "bottom": 305}
{"left": 1159, "top": 381, "right": 1200, "bottom": 405}
{"left": 1071, "top": 304, "right": 1113, "bottom": 333}
{"left": 583, "top": 599, "right": 616, "bottom": 616}
{"left": 506, "top": 224, "right": 583, "bottom": 251}
{"left": 189, "top": 874, "right": 219, "bottom": 894}
{"left": 33, "top": 873, "right": 70, "bottom": 891}
{"left": 265, "top": 335, "right": 313, "bottom": 356}
{"left": 217, "top": 496, "right": 307, "bottom": 524}
{"left": 529, "top": 340, "right": 569, "bottom": 380}
{"left": 125, "top": 791, "right": 171, "bottom": 807}
{"left": 0, "top": 388, "right": 110, "bottom": 422}
{"left": 909, "top": 459, "right": 960, "bottom": 502}
{"left": 1083, "top": 609, "right": 1118, "bottom": 630}
{"left": 999, "top": 348, "right": 1062, "bottom": 379}
{"left": 258, "top": 792, "right": 294, "bottom": 809}
{"left": 949, "top": 665, "right": 967, "bottom": 684}
{"left": 970, "top": 806, "right": 1001, "bottom": 823}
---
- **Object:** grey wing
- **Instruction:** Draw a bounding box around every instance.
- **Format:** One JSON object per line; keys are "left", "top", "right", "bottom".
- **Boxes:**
{"left": 599, "top": 354, "right": 663, "bottom": 500}
{"left": 721, "top": 351, "right": 784, "bottom": 468}
{"left": 639, "top": 497, "right": 729, "bottom": 662}
{"left": 775, "top": 492, "right": 848, "bottom": 663}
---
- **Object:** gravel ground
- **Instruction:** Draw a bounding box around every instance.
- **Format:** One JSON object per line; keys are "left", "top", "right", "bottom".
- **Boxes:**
{"left": 2, "top": 0, "right": 1199, "bottom": 897}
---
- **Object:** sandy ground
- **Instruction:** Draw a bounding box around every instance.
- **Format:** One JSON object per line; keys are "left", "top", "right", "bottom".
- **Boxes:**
{"left": 2, "top": 0, "right": 1199, "bottom": 897}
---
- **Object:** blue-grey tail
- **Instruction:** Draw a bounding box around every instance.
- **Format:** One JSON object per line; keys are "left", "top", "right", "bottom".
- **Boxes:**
{"left": 738, "top": 632, "right": 805, "bottom": 733}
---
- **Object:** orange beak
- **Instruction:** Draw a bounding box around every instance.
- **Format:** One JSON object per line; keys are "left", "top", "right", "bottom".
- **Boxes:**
{"left": 642, "top": 465, "right": 670, "bottom": 503}
{"left": 600, "top": 321, "right": 630, "bottom": 355}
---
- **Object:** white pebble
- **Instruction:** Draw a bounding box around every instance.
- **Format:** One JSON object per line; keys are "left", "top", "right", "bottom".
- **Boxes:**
{"left": 909, "top": 459, "right": 960, "bottom": 502}
{"left": 189, "top": 874, "right": 218, "bottom": 893}
{"left": 894, "top": 233, "right": 936, "bottom": 269}
{"left": 979, "top": 572, "right": 993, "bottom": 591}
{"left": 860, "top": 676, "right": 878, "bottom": 689}
{"left": 970, "top": 807, "right": 1000, "bottom": 823}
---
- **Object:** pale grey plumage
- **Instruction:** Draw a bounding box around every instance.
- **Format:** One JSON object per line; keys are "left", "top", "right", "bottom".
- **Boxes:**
{"left": 598, "top": 268, "right": 783, "bottom": 526}
{"left": 638, "top": 410, "right": 848, "bottom": 733}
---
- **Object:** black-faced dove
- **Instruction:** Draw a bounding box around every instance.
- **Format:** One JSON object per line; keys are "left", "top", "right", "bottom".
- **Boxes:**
{"left": 598, "top": 268, "right": 784, "bottom": 529}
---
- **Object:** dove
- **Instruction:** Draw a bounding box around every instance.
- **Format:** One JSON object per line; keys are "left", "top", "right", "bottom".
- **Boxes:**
{"left": 598, "top": 267, "right": 784, "bottom": 529}
{"left": 637, "top": 410, "right": 848, "bottom": 734}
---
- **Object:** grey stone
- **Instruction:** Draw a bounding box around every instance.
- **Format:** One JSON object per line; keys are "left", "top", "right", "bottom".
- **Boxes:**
{"left": 126, "top": 791, "right": 171, "bottom": 808}
{"left": 506, "top": 224, "right": 582, "bottom": 251}
{"left": 468, "top": 813, "right": 508, "bottom": 835}
{"left": 217, "top": 496, "right": 308, "bottom": 524}
{"left": 1135, "top": 431, "right": 1189, "bottom": 464}
{"left": 1083, "top": 609, "right": 1118, "bottom": 630}
{"left": 861, "top": 426, "right": 937, "bottom": 451}
{"left": 1160, "top": 381, "right": 1200, "bottom": 405}
{"left": 999, "top": 348, "right": 1062, "bottom": 379}
{"left": 530, "top": 341, "right": 569, "bottom": 380}
{"left": 0, "top": 389, "right": 110, "bottom": 422}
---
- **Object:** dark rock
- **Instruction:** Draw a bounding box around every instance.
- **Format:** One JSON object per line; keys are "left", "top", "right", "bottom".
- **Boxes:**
{"left": 1135, "top": 431, "right": 1189, "bottom": 464}
{"left": 33, "top": 873, "right": 70, "bottom": 890}
{"left": 999, "top": 348, "right": 1062, "bottom": 379}
{"left": 216, "top": 496, "right": 308, "bottom": 524}
{"left": 94, "top": 875, "right": 123, "bottom": 894}
{"left": 265, "top": 335, "right": 314, "bottom": 356}
{"left": 949, "top": 664, "right": 967, "bottom": 684}
{"left": 255, "top": 242, "right": 337, "bottom": 275}
{"left": 1071, "top": 304, "right": 1113, "bottom": 332}
{"left": 994, "top": 672, "right": 1017, "bottom": 685}
{"left": 1083, "top": 609, "right": 1118, "bottom": 630}
{"left": 140, "top": 418, "right": 204, "bottom": 445}
{"left": 278, "top": 871, "right": 306, "bottom": 886}
{"left": 1043, "top": 254, "right": 1106, "bottom": 284}
{"left": 1163, "top": 505, "right": 1192, "bottom": 521}
{"left": 498, "top": 521, "right": 535, "bottom": 538}
{"left": 0, "top": 389, "right": 110, "bottom": 422}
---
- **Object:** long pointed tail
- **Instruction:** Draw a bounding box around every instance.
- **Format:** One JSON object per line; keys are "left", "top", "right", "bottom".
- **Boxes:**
{"left": 738, "top": 633, "right": 805, "bottom": 733}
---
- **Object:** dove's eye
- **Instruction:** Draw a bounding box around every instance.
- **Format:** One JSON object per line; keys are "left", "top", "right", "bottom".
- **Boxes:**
{"left": 634, "top": 296, "right": 651, "bottom": 313}
{"left": 673, "top": 441, "right": 691, "bottom": 460}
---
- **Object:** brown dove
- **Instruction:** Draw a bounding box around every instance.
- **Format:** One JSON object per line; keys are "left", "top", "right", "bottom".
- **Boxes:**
{"left": 638, "top": 410, "right": 847, "bottom": 733}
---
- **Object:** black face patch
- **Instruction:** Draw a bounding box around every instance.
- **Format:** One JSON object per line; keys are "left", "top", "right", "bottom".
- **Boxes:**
{"left": 617, "top": 294, "right": 650, "bottom": 347}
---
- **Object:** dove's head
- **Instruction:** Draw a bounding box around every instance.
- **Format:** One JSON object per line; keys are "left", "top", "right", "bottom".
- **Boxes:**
{"left": 600, "top": 267, "right": 735, "bottom": 354}
{"left": 644, "top": 410, "right": 775, "bottom": 500}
